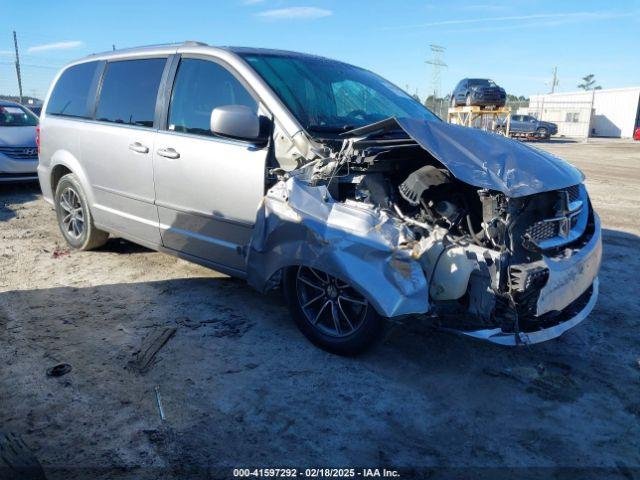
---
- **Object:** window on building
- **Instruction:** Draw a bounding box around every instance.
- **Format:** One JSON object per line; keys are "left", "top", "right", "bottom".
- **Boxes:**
{"left": 565, "top": 112, "right": 580, "bottom": 123}
{"left": 46, "top": 61, "right": 99, "bottom": 118}
{"left": 96, "top": 58, "right": 166, "bottom": 127}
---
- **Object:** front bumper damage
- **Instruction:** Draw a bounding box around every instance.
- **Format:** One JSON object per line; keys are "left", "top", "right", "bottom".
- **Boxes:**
{"left": 247, "top": 174, "right": 602, "bottom": 345}
{"left": 246, "top": 116, "right": 601, "bottom": 346}
{"left": 455, "top": 213, "right": 602, "bottom": 345}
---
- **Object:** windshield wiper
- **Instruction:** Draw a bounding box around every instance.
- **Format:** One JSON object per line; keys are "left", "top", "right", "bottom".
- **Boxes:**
{"left": 306, "top": 124, "right": 355, "bottom": 134}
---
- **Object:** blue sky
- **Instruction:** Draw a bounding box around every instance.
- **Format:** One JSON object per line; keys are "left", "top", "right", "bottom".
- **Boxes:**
{"left": 1, "top": 0, "right": 639, "bottom": 100}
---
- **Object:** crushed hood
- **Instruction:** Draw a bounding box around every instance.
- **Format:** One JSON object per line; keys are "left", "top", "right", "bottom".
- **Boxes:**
{"left": 346, "top": 117, "right": 584, "bottom": 197}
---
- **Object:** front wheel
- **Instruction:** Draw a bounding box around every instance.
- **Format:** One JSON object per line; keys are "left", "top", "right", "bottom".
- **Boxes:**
{"left": 537, "top": 127, "right": 549, "bottom": 138}
{"left": 54, "top": 173, "right": 109, "bottom": 250}
{"left": 465, "top": 94, "right": 472, "bottom": 106}
{"left": 284, "top": 266, "right": 385, "bottom": 355}
{"left": 450, "top": 96, "right": 457, "bottom": 107}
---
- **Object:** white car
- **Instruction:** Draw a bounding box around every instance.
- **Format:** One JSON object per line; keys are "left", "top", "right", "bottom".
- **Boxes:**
{"left": 0, "top": 100, "right": 39, "bottom": 182}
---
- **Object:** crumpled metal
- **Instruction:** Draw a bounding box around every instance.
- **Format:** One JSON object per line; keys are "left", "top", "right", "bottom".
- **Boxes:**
{"left": 246, "top": 176, "right": 430, "bottom": 317}
{"left": 350, "top": 117, "right": 584, "bottom": 198}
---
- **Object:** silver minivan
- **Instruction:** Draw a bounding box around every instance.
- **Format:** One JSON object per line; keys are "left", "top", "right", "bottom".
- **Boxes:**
{"left": 38, "top": 42, "right": 602, "bottom": 354}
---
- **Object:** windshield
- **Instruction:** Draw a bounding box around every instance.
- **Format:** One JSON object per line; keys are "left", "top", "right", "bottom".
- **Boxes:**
{"left": 240, "top": 53, "right": 439, "bottom": 134}
{"left": 468, "top": 79, "right": 497, "bottom": 87}
{"left": 0, "top": 105, "right": 38, "bottom": 127}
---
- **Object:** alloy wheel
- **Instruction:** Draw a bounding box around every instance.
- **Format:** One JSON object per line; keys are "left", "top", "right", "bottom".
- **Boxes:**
{"left": 295, "top": 267, "right": 368, "bottom": 338}
{"left": 59, "top": 187, "right": 85, "bottom": 239}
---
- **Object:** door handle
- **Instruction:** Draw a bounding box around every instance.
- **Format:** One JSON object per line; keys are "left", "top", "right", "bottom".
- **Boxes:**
{"left": 157, "top": 147, "right": 180, "bottom": 159}
{"left": 128, "top": 142, "right": 149, "bottom": 154}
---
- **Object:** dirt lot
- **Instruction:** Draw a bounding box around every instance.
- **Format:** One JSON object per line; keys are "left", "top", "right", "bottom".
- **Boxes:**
{"left": 1, "top": 139, "right": 639, "bottom": 479}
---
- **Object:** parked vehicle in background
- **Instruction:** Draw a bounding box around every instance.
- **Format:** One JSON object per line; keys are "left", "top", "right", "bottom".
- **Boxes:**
{"left": 38, "top": 43, "right": 601, "bottom": 354}
{"left": 27, "top": 105, "right": 43, "bottom": 117}
{"left": 0, "top": 100, "right": 39, "bottom": 182}
{"left": 498, "top": 114, "right": 558, "bottom": 139}
{"left": 451, "top": 78, "right": 506, "bottom": 107}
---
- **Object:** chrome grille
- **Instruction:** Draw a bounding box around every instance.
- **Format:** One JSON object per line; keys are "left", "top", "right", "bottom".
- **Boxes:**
{"left": 0, "top": 146, "right": 38, "bottom": 160}
{"left": 523, "top": 184, "right": 588, "bottom": 250}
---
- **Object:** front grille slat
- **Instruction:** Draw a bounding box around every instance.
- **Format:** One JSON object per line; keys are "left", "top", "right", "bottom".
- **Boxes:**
{"left": 0, "top": 146, "right": 38, "bottom": 160}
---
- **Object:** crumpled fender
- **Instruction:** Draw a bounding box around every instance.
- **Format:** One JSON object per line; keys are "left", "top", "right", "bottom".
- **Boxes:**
{"left": 246, "top": 177, "right": 429, "bottom": 317}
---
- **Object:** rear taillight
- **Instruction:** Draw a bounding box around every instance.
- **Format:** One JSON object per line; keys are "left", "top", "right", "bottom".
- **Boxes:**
{"left": 36, "top": 125, "right": 40, "bottom": 155}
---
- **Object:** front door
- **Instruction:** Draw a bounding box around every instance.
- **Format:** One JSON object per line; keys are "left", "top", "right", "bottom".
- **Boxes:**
{"left": 153, "top": 57, "right": 268, "bottom": 274}
{"left": 81, "top": 57, "right": 167, "bottom": 244}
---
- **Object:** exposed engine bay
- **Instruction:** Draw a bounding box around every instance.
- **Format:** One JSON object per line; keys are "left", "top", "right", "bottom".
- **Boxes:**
{"left": 247, "top": 117, "right": 602, "bottom": 345}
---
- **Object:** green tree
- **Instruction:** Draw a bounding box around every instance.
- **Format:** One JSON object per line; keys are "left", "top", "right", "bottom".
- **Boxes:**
{"left": 578, "top": 74, "right": 602, "bottom": 91}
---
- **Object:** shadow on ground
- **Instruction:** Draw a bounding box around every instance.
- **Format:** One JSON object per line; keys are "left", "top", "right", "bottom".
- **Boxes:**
{"left": 0, "top": 229, "right": 639, "bottom": 479}
{"left": 0, "top": 181, "right": 40, "bottom": 222}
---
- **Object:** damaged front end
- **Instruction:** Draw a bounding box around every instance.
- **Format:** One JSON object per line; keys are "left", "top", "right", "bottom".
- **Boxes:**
{"left": 247, "top": 117, "right": 601, "bottom": 346}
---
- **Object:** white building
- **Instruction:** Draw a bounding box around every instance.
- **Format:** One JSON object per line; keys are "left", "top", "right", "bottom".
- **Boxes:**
{"left": 524, "top": 87, "right": 640, "bottom": 138}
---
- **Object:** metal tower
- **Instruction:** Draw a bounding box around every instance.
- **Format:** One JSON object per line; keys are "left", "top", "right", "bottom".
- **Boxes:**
{"left": 425, "top": 44, "right": 447, "bottom": 99}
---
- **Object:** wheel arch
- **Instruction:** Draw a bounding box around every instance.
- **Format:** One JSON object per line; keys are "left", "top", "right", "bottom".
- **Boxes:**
{"left": 49, "top": 151, "right": 95, "bottom": 206}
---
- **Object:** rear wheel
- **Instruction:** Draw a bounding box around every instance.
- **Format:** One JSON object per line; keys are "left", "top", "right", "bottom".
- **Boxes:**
{"left": 54, "top": 173, "right": 108, "bottom": 250}
{"left": 284, "top": 266, "right": 385, "bottom": 355}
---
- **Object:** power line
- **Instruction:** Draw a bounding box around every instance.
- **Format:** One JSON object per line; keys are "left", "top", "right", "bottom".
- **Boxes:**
{"left": 0, "top": 61, "right": 61, "bottom": 69}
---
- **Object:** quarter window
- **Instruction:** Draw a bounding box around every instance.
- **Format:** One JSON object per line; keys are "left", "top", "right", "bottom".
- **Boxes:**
{"left": 96, "top": 58, "right": 166, "bottom": 127}
{"left": 168, "top": 58, "right": 257, "bottom": 137}
{"left": 46, "top": 61, "right": 99, "bottom": 118}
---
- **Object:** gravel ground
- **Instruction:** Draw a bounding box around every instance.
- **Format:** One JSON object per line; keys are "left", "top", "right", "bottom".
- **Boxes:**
{"left": 1, "top": 138, "right": 639, "bottom": 479}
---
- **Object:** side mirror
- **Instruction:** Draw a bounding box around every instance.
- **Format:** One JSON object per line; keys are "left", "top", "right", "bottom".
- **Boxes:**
{"left": 210, "top": 105, "right": 269, "bottom": 144}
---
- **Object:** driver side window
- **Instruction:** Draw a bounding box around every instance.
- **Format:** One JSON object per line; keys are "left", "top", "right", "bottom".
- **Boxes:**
{"left": 168, "top": 58, "right": 257, "bottom": 137}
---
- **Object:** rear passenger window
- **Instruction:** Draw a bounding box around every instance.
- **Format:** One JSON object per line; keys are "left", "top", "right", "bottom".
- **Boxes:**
{"left": 168, "top": 59, "right": 257, "bottom": 137}
{"left": 96, "top": 58, "right": 166, "bottom": 127}
{"left": 46, "top": 61, "right": 99, "bottom": 118}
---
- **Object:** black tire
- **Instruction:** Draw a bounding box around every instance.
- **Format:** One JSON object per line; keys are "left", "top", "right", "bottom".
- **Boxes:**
{"left": 537, "top": 127, "right": 549, "bottom": 138}
{"left": 465, "top": 94, "right": 472, "bottom": 106}
{"left": 450, "top": 96, "right": 457, "bottom": 107}
{"left": 283, "top": 266, "right": 385, "bottom": 355}
{"left": 54, "top": 173, "right": 109, "bottom": 250}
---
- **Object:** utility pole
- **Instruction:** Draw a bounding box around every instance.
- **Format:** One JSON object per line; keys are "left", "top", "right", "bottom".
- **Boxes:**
{"left": 425, "top": 44, "right": 447, "bottom": 102}
{"left": 13, "top": 30, "right": 23, "bottom": 104}
{"left": 112, "top": 44, "right": 116, "bottom": 51}
{"left": 550, "top": 66, "right": 559, "bottom": 94}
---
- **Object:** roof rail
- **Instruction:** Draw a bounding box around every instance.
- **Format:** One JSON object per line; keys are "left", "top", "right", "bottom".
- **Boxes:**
{"left": 182, "top": 40, "right": 208, "bottom": 46}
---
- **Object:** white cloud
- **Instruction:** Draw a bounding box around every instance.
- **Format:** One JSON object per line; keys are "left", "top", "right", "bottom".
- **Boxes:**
{"left": 385, "top": 11, "right": 631, "bottom": 30}
{"left": 243, "top": 0, "right": 266, "bottom": 4}
{"left": 256, "top": 6, "right": 332, "bottom": 20}
{"left": 0, "top": 50, "right": 13, "bottom": 56}
{"left": 27, "top": 41, "right": 83, "bottom": 53}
